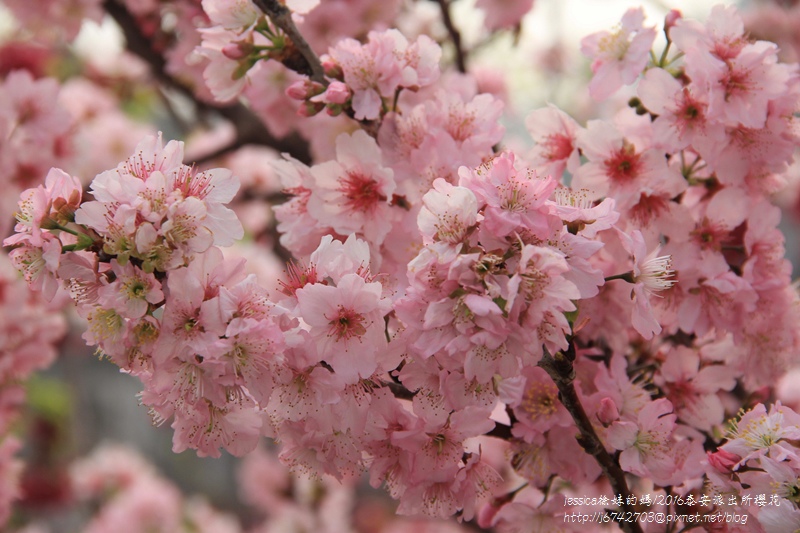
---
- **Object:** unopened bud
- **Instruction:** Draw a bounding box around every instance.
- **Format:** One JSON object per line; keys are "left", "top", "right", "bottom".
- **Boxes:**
{"left": 222, "top": 41, "right": 252, "bottom": 60}
{"left": 665, "top": 9, "right": 682, "bottom": 35}
{"left": 321, "top": 56, "right": 343, "bottom": 79}
{"left": 596, "top": 397, "right": 620, "bottom": 426}
{"left": 707, "top": 449, "right": 740, "bottom": 474}
{"left": 286, "top": 81, "right": 308, "bottom": 100}
{"left": 297, "top": 101, "right": 325, "bottom": 117}
{"left": 285, "top": 80, "right": 325, "bottom": 100}
{"left": 324, "top": 81, "right": 351, "bottom": 104}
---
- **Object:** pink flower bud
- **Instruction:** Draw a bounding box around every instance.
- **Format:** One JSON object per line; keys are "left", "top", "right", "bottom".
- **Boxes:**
{"left": 706, "top": 449, "right": 740, "bottom": 474}
{"left": 596, "top": 397, "right": 620, "bottom": 426}
{"left": 321, "top": 56, "right": 343, "bottom": 79}
{"left": 222, "top": 42, "right": 250, "bottom": 60}
{"left": 286, "top": 80, "right": 309, "bottom": 100}
{"left": 286, "top": 80, "right": 326, "bottom": 100}
{"left": 324, "top": 81, "right": 351, "bottom": 105}
{"left": 297, "top": 101, "right": 325, "bottom": 117}
{"left": 665, "top": 9, "right": 682, "bottom": 34}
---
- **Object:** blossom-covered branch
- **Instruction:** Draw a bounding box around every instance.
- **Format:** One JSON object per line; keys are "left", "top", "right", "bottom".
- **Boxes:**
{"left": 538, "top": 346, "right": 644, "bottom": 533}
{"left": 103, "top": 0, "right": 312, "bottom": 164}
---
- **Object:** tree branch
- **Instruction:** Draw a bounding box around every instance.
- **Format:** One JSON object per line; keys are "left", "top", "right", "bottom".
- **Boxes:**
{"left": 538, "top": 346, "right": 644, "bottom": 533}
{"left": 386, "top": 381, "right": 417, "bottom": 401}
{"left": 250, "top": 0, "right": 384, "bottom": 137}
{"left": 433, "top": 0, "right": 467, "bottom": 73}
{"left": 103, "top": 0, "right": 312, "bottom": 165}
{"left": 485, "top": 422, "right": 512, "bottom": 440}
{"left": 251, "top": 0, "right": 327, "bottom": 84}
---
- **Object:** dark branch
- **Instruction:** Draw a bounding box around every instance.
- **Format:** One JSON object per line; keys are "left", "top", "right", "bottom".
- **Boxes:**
{"left": 251, "top": 0, "right": 326, "bottom": 84}
{"left": 538, "top": 346, "right": 644, "bottom": 533}
{"left": 433, "top": 0, "right": 467, "bottom": 73}
{"left": 103, "top": 0, "right": 312, "bottom": 164}
{"left": 386, "top": 381, "right": 417, "bottom": 401}
{"left": 485, "top": 422, "right": 512, "bottom": 440}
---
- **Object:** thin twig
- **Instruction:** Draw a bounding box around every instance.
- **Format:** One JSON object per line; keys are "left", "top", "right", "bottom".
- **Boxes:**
{"left": 538, "top": 346, "right": 644, "bottom": 533}
{"left": 251, "top": 0, "right": 326, "bottom": 84}
{"left": 103, "top": 0, "right": 312, "bottom": 164}
{"left": 433, "top": 0, "right": 467, "bottom": 73}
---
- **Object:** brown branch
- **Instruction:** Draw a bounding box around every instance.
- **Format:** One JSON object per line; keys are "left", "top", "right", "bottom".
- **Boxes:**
{"left": 538, "top": 346, "right": 644, "bottom": 533}
{"left": 386, "top": 381, "right": 417, "bottom": 401}
{"left": 103, "top": 0, "right": 312, "bottom": 165}
{"left": 251, "top": 0, "right": 326, "bottom": 84}
{"left": 485, "top": 422, "right": 512, "bottom": 440}
{"left": 433, "top": 0, "right": 467, "bottom": 73}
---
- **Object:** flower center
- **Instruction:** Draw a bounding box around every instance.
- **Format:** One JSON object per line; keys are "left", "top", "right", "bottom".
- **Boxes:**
{"left": 339, "top": 172, "right": 386, "bottom": 213}
{"left": 604, "top": 141, "right": 642, "bottom": 182}
{"left": 638, "top": 254, "right": 677, "bottom": 293}
{"left": 521, "top": 382, "right": 559, "bottom": 420}
{"left": 126, "top": 280, "right": 147, "bottom": 299}
{"left": 328, "top": 306, "right": 367, "bottom": 341}
{"left": 598, "top": 29, "right": 630, "bottom": 60}
{"left": 544, "top": 133, "right": 574, "bottom": 161}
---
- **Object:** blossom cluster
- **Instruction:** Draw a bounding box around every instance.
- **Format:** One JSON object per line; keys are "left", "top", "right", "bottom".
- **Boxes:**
{"left": 4, "top": 1, "right": 800, "bottom": 532}
{"left": 704, "top": 403, "right": 800, "bottom": 532}
{"left": 309, "top": 29, "right": 441, "bottom": 120}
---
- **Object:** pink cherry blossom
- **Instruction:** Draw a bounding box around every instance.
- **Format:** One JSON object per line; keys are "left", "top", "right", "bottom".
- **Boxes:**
{"left": 326, "top": 30, "right": 441, "bottom": 120}
{"left": 526, "top": 104, "right": 582, "bottom": 180}
{"left": 637, "top": 67, "right": 725, "bottom": 152}
{"left": 307, "top": 130, "right": 397, "bottom": 246}
{"left": 296, "top": 272, "right": 390, "bottom": 383}
{"left": 97, "top": 260, "right": 164, "bottom": 319}
{"left": 201, "top": 0, "right": 259, "bottom": 29}
{"left": 722, "top": 403, "right": 800, "bottom": 465}
{"left": 510, "top": 366, "right": 572, "bottom": 442}
{"left": 605, "top": 398, "right": 678, "bottom": 483}
{"left": 458, "top": 152, "right": 557, "bottom": 242}
{"left": 572, "top": 119, "right": 683, "bottom": 210}
{"left": 417, "top": 179, "right": 478, "bottom": 245}
{"left": 615, "top": 229, "right": 676, "bottom": 339}
{"left": 654, "top": 346, "right": 736, "bottom": 432}
{"left": 8, "top": 5, "right": 800, "bottom": 529}
{"left": 580, "top": 7, "right": 656, "bottom": 100}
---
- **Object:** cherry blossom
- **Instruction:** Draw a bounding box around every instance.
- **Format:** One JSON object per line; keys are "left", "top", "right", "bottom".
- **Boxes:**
{"left": 581, "top": 7, "right": 656, "bottom": 100}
